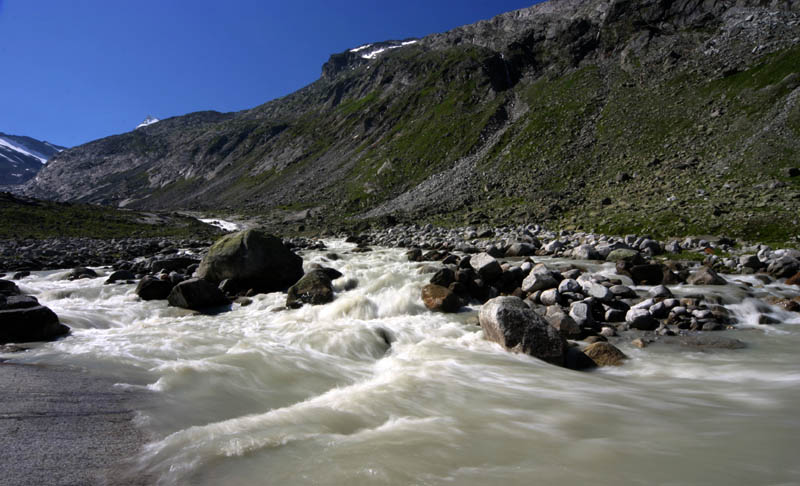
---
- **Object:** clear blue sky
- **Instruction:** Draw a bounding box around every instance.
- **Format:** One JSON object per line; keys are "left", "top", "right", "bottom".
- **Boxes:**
{"left": 0, "top": 0, "right": 540, "bottom": 147}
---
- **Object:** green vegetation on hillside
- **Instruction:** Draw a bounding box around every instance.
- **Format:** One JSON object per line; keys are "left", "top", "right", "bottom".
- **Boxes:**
{"left": 0, "top": 194, "right": 221, "bottom": 239}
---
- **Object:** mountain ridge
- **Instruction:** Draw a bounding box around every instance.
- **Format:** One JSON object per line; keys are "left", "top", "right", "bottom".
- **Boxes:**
{"left": 0, "top": 132, "right": 65, "bottom": 186}
{"left": 20, "top": 0, "right": 800, "bottom": 243}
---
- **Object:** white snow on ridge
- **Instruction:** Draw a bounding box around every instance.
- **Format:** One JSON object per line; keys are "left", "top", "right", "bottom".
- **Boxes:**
{"left": 350, "top": 44, "right": 373, "bottom": 53}
{"left": 136, "top": 116, "right": 160, "bottom": 129}
{"left": 0, "top": 137, "right": 47, "bottom": 163}
{"left": 352, "top": 40, "right": 419, "bottom": 60}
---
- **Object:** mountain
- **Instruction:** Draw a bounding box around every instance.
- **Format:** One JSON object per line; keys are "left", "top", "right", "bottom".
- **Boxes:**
{"left": 21, "top": 0, "right": 800, "bottom": 243}
{"left": 0, "top": 133, "right": 65, "bottom": 185}
{"left": 136, "top": 116, "right": 160, "bottom": 130}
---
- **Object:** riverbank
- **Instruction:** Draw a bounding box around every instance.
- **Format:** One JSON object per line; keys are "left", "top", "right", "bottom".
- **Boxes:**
{"left": 0, "top": 361, "right": 152, "bottom": 486}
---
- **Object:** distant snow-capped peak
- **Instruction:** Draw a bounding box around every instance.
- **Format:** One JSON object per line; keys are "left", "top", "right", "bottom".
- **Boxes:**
{"left": 136, "top": 115, "right": 160, "bottom": 129}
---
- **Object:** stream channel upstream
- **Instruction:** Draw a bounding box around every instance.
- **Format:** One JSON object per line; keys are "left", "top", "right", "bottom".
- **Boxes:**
{"left": 3, "top": 239, "right": 800, "bottom": 485}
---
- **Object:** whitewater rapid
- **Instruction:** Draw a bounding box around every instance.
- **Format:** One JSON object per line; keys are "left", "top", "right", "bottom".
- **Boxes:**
{"left": 5, "top": 241, "right": 800, "bottom": 485}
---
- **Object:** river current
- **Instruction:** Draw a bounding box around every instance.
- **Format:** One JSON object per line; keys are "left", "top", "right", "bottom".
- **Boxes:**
{"left": 4, "top": 240, "right": 800, "bottom": 485}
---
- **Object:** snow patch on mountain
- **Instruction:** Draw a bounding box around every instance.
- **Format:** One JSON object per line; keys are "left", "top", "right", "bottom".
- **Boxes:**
{"left": 350, "top": 39, "right": 418, "bottom": 60}
{"left": 0, "top": 136, "right": 47, "bottom": 164}
{"left": 136, "top": 116, "right": 160, "bottom": 129}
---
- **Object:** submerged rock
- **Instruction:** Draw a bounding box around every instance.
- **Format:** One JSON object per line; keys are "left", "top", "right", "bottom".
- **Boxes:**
{"left": 286, "top": 270, "right": 334, "bottom": 308}
{"left": 67, "top": 267, "right": 97, "bottom": 280}
{"left": 479, "top": 296, "right": 566, "bottom": 366}
{"left": 105, "top": 270, "right": 136, "bottom": 285}
{"left": 583, "top": 342, "right": 627, "bottom": 366}
{"left": 197, "top": 229, "right": 303, "bottom": 293}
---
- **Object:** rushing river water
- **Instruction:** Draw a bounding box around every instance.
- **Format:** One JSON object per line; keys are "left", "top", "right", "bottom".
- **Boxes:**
{"left": 4, "top": 240, "right": 800, "bottom": 485}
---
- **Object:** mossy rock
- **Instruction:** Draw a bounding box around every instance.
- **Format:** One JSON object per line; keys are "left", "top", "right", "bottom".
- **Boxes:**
{"left": 197, "top": 229, "right": 303, "bottom": 293}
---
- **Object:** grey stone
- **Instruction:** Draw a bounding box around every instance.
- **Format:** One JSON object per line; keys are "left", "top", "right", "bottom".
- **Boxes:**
{"left": 521, "top": 264, "right": 558, "bottom": 292}
{"left": 470, "top": 253, "right": 503, "bottom": 283}
{"left": 626, "top": 308, "right": 659, "bottom": 330}
{"left": 479, "top": 296, "right": 566, "bottom": 365}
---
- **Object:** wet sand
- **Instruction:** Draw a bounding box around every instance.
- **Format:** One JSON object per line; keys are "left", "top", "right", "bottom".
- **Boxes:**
{"left": 0, "top": 362, "right": 151, "bottom": 486}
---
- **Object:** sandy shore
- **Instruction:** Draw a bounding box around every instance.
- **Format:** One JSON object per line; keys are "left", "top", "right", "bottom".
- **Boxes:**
{"left": 0, "top": 361, "right": 152, "bottom": 486}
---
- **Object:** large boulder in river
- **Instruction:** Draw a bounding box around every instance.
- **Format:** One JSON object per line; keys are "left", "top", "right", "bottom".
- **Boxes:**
{"left": 197, "top": 229, "right": 303, "bottom": 293}
{"left": 421, "top": 284, "right": 461, "bottom": 313}
{"left": 0, "top": 295, "right": 69, "bottom": 344}
{"left": 286, "top": 270, "right": 334, "bottom": 308}
{"left": 167, "top": 278, "right": 230, "bottom": 310}
{"left": 479, "top": 296, "right": 567, "bottom": 366}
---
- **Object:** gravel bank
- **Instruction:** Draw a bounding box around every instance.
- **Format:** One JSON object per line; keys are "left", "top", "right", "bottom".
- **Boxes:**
{"left": 0, "top": 362, "right": 152, "bottom": 486}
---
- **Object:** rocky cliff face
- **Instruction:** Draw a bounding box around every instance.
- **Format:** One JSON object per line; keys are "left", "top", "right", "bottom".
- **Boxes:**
{"left": 22, "top": 0, "right": 800, "bottom": 242}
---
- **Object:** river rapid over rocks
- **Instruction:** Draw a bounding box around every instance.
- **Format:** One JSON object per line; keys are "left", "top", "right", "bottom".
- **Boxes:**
{"left": 3, "top": 239, "right": 800, "bottom": 485}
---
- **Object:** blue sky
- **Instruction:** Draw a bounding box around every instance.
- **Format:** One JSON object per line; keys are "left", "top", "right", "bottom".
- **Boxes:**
{"left": 0, "top": 0, "right": 540, "bottom": 147}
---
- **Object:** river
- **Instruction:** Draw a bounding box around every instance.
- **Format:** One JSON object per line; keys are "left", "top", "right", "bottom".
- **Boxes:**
{"left": 4, "top": 240, "right": 800, "bottom": 485}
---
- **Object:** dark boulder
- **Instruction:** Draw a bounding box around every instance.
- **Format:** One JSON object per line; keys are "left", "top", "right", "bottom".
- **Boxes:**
{"left": 564, "top": 346, "right": 597, "bottom": 370}
{"left": 197, "top": 229, "right": 304, "bottom": 293}
{"left": 430, "top": 268, "right": 456, "bottom": 288}
{"left": 12, "top": 271, "right": 30, "bottom": 280}
{"left": 617, "top": 262, "right": 664, "bottom": 285}
{"left": 505, "top": 243, "right": 536, "bottom": 257}
{"left": 286, "top": 270, "right": 334, "bottom": 308}
{"left": 3, "top": 295, "right": 40, "bottom": 310}
{"left": 104, "top": 270, "right": 136, "bottom": 285}
{"left": 479, "top": 296, "right": 567, "bottom": 366}
{"left": 167, "top": 278, "right": 231, "bottom": 310}
{"left": 0, "top": 305, "right": 69, "bottom": 344}
{"left": 421, "top": 284, "right": 461, "bottom": 313}
{"left": 135, "top": 276, "right": 174, "bottom": 301}
{"left": 0, "top": 279, "right": 21, "bottom": 296}
{"left": 151, "top": 257, "right": 200, "bottom": 274}
{"left": 68, "top": 267, "right": 97, "bottom": 280}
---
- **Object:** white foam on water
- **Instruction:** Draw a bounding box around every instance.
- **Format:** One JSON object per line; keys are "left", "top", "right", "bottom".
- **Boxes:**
{"left": 5, "top": 241, "right": 800, "bottom": 485}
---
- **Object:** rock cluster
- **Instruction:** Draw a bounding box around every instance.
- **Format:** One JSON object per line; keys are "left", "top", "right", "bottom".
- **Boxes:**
{"left": 358, "top": 223, "right": 800, "bottom": 367}
{"left": 124, "top": 229, "right": 341, "bottom": 312}
{"left": 0, "top": 237, "right": 212, "bottom": 272}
